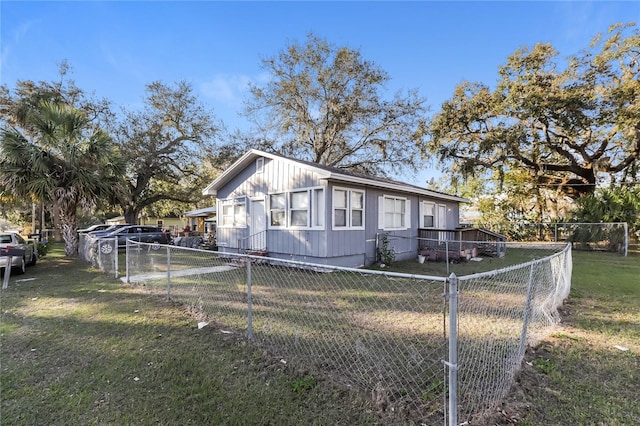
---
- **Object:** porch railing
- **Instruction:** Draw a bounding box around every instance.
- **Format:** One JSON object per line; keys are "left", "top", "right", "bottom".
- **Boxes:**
{"left": 417, "top": 227, "right": 507, "bottom": 257}
{"left": 238, "top": 230, "right": 267, "bottom": 254}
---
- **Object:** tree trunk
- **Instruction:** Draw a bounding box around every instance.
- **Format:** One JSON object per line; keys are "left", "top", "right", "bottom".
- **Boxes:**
{"left": 123, "top": 208, "right": 140, "bottom": 225}
{"left": 57, "top": 201, "right": 79, "bottom": 257}
{"left": 51, "top": 203, "right": 63, "bottom": 241}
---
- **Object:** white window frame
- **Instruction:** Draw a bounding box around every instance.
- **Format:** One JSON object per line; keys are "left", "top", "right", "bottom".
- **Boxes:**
{"left": 267, "top": 186, "right": 325, "bottom": 230}
{"left": 218, "top": 197, "right": 247, "bottom": 228}
{"left": 311, "top": 188, "right": 325, "bottom": 228}
{"left": 332, "top": 187, "right": 365, "bottom": 230}
{"left": 256, "top": 158, "right": 264, "bottom": 174}
{"left": 269, "top": 193, "right": 286, "bottom": 228}
{"left": 379, "top": 195, "right": 411, "bottom": 231}
{"left": 420, "top": 201, "right": 436, "bottom": 228}
{"left": 289, "top": 190, "right": 309, "bottom": 228}
{"left": 420, "top": 200, "right": 447, "bottom": 229}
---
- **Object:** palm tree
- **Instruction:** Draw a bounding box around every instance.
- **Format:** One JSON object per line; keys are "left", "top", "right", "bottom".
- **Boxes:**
{"left": 0, "top": 101, "right": 123, "bottom": 256}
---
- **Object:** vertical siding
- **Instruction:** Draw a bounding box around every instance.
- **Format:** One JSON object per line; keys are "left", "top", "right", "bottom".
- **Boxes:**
{"left": 216, "top": 156, "right": 330, "bottom": 253}
{"left": 266, "top": 229, "right": 327, "bottom": 257}
{"left": 325, "top": 183, "right": 367, "bottom": 262}
{"left": 212, "top": 154, "right": 463, "bottom": 266}
{"left": 448, "top": 202, "right": 460, "bottom": 228}
{"left": 363, "top": 188, "right": 420, "bottom": 263}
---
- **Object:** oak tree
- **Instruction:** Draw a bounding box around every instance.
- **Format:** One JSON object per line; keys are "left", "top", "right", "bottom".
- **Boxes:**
{"left": 244, "top": 33, "right": 429, "bottom": 176}
{"left": 112, "top": 81, "right": 220, "bottom": 224}
{"left": 429, "top": 22, "right": 640, "bottom": 206}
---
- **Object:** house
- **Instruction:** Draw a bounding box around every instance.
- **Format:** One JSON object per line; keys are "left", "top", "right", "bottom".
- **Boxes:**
{"left": 106, "top": 215, "right": 184, "bottom": 233}
{"left": 182, "top": 207, "right": 217, "bottom": 235}
{"left": 202, "top": 149, "right": 469, "bottom": 268}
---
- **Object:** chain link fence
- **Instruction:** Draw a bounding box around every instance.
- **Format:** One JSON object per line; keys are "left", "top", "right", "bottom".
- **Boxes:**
{"left": 455, "top": 247, "right": 572, "bottom": 423}
{"left": 478, "top": 221, "right": 629, "bottom": 255}
{"left": 79, "top": 236, "right": 572, "bottom": 425}
{"left": 78, "top": 234, "right": 120, "bottom": 277}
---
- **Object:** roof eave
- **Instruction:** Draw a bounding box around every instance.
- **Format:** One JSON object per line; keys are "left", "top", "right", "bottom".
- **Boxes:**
{"left": 202, "top": 149, "right": 469, "bottom": 203}
{"left": 324, "top": 173, "right": 470, "bottom": 203}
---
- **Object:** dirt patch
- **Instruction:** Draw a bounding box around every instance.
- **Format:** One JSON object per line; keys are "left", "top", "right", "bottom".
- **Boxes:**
{"left": 468, "top": 304, "right": 574, "bottom": 425}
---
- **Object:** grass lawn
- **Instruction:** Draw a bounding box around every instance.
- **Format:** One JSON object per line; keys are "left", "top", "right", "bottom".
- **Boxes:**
{"left": 1, "top": 244, "right": 638, "bottom": 425}
{"left": 1, "top": 244, "right": 378, "bottom": 425}
{"left": 478, "top": 250, "right": 640, "bottom": 425}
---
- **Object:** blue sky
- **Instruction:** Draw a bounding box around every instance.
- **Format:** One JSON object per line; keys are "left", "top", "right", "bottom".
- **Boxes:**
{"left": 1, "top": 1, "right": 638, "bottom": 183}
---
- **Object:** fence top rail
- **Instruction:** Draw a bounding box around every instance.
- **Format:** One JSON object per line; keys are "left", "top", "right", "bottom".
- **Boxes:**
{"left": 240, "top": 251, "right": 449, "bottom": 282}
{"left": 128, "top": 240, "right": 447, "bottom": 283}
{"left": 457, "top": 243, "right": 571, "bottom": 281}
{"left": 499, "top": 221, "right": 628, "bottom": 226}
{"left": 129, "top": 240, "right": 202, "bottom": 253}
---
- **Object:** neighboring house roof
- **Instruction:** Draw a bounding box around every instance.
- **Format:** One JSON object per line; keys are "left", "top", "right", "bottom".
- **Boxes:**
{"left": 183, "top": 207, "right": 217, "bottom": 217}
{"left": 202, "top": 149, "right": 469, "bottom": 203}
{"left": 106, "top": 216, "right": 125, "bottom": 224}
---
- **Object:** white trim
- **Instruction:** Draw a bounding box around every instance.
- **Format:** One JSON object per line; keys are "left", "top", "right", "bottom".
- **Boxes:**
{"left": 267, "top": 185, "right": 325, "bottom": 230}
{"left": 218, "top": 197, "right": 247, "bottom": 228}
{"left": 331, "top": 186, "right": 365, "bottom": 231}
{"left": 202, "top": 149, "right": 468, "bottom": 204}
{"left": 380, "top": 194, "right": 410, "bottom": 231}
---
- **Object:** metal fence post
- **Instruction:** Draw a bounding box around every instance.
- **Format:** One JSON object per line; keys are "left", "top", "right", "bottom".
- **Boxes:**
{"left": 125, "top": 239, "right": 130, "bottom": 283}
{"left": 166, "top": 246, "right": 171, "bottom": 299}
{"left": 246, "top": 257, "right": 253, "bottom": 341}
{"left": 114, "top": 237, "right": 119, "bottom": 279}
{"left": 518, "top": 263, "right": 536, "bottom": 358}
{"left": 2, "top": 255, "right": 12, "bottom": 289}
{"left": 444, "top": 272, "right": 459, "bottom": 426}
{"left": 445, "top": 240, "right": 450, "bottom": 275}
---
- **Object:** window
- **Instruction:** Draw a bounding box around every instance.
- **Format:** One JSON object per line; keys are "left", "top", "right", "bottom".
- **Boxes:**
{"left": 332, "top": 188, "right": 365, "bottom": 230}
{"left": 220, "top": 197, "right": 247, "bottom": 227}
{"left": 420, "top": 201, "right": 446, "bottom": 229}
{"left": 334, "top": 189, "right": 347, "bottom": 227}
{"left": 290, "top": 191, "right": 309, "bottom": 227}
{"left": 380, "top": 195, "right": 410, "bottom": 230}
{"left": 267, "top": 187, "right": 324, "bottom": 229}
{"left": 256, "top": 158, "right": 264, "bottom": 174}
{"left": 312, "top": 188, "right": 324, "bottom": 227}
{"left": 269, "top": 193, "right": 286, "bottom": 227}
{"left": 351, "top": 191, "right": 363, "bottom": 227}
{"left": 421, "top": 202, "right": 435, "bottom": 227}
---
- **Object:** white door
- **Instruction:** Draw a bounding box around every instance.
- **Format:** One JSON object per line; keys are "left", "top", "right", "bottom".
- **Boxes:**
{"left": 437, "top": 204, "right": 447, "bottom": 242}
{"left": 250, "top": 199, "right": 266, "bottom": 250}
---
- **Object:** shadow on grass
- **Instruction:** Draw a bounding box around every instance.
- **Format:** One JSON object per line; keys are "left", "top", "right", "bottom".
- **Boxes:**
{"left": 1, "top": 245, "right": 381, "bottom": 426}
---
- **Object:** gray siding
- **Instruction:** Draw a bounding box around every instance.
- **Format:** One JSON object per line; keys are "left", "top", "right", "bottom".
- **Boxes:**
{"left": 216, "top": 157, "right": 330, "bottom": 256}
{"left": 214, "top": 154, "right": 464, "bottom": 268}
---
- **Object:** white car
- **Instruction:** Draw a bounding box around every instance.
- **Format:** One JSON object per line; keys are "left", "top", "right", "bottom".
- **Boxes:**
{"left": 0, "top": 232, "right": 37, "bottom": 275}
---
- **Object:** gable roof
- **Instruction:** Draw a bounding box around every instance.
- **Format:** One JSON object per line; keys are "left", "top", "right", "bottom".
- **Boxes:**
{"left": 202, "top": 149, "right": 469, "bottom": 203}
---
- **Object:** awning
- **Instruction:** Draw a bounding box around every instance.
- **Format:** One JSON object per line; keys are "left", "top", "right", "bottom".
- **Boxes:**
{"left": 183, "top": 207, "right": 216, "bottom": 217}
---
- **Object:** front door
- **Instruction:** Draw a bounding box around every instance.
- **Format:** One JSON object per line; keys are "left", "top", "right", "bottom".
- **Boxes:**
{"left": 437, "top": 204, "right": 447, "bottom": 242}
{"left": 250, "top": 199, "right": 266, "bottom": 250}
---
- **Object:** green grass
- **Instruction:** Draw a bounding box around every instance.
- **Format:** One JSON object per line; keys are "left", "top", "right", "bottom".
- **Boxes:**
{"left": 1, "top": 244, "right": 378, "bottom": 425}
{"left": 478, "top": 250, "right": 640, "bottom": 425}
{"left": 384, "top": 247, "right": 562, "bottom": 277}
{"left": 2, "top": 244, "right": 638, "bottom": 425}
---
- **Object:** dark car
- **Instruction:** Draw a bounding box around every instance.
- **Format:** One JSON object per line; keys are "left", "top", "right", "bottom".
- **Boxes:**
{"left": 89, "top": 223, "right": 133, "bottom": 237}
{"left": 78, "top": 224, "right": 112, "bottom": 234}
{"left": 96, "top": 225, "right": 172, "bottom": 254}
